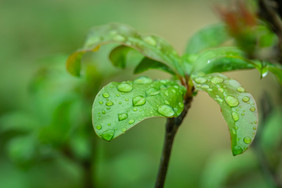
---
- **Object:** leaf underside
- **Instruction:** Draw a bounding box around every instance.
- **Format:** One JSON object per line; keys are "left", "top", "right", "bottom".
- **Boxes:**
{"left": 92, "top": 77, "right": 186, "bottom": 141}
{"left": 66, "top": 23, "right": 183, "bottom": 77}
{"left": 192, "top": 73, "right": 258, "bottom": 156}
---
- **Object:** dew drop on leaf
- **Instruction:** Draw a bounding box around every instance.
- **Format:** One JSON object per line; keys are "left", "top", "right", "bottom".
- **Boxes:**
{"left": 243, "top": 137, "right": 252, "bottom": 144}
{"left": 233, "top": 146, "right": 243, "bottom": 155}
{"left": 103, "top": 93, "right": 110, "bottom": 98}
{"left": 132, "top": 96, "right": 146, "bottom": 106}
{"left": 106, "top": 101, "right": 114, "bottom": 106}
{"left": 134, "top": 76, "right": 153, "bottom": 84}
{"left": 117, "top": 83, "right": 133, "bottom": 92}
{"left": 237, "top": 87, "right": 245, "bottom": 92}
{"left": 122, "top": 128, "right": 126, "bottom": 132}
{"left": 250, "top": 107, "right": 256, "bottom": 112}
{"left": 158, "top": 105, "right": 175, "bottom": 117}
{"left": 202, "top": 85, "right": 209, "bottom": 89}
{"left": 99, "top": 101, "right": 103, "bottom": 104}
{"left": 118, "top": 113, "right": 128, "bottom": 121}
{"left": 195, "top": 77, "right": 207, "bottom": 84}
{"left": 129, "top": 120, "right": 135, "bottom": 124}
{"left": 232, "top": 112, "right": 239, "bottom": 122}
{"left": 102, "top": 110, "right": 106, "bottom": 114}
{"left": 133, "top": 107, "right": 138, "bottom": 111}
{"left": 242, "top": 96, "right": 250, "bottom": 102}
{"left": 96, "top": 125, "right": 102, "bottom": 130}
{"left": 225, "top": 96, "right": 239, "bottom": 107}
{"left": 101, "top": 130, "right": 115, "bottom": 141}
{"left": 143, "top": 36, "right": 157, "bottom": 46}
{"left": 211, "top": 77, "right": 224, "bottom": 84}
{"left": 146, "top": 88, "right": 160, "bottom": 96}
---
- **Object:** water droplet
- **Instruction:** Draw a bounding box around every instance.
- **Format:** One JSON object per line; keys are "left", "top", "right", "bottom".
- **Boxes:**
{"left": 102, "top": 110, "right": 106, "bottom": 114}
{"left": 134, "top": 76, "right": 152, "bottom": 84}
{"left": 101, "top": 130, "right": 115, "bottom": 141}
{"left": 250, "top": 107, "right": 256, "bottom": 112}
{"left": 215, "top": 95, "right": 223, "bottom": 103}
{"left": 144, "top": 36, "right": 157, "bottom": 46}
{"left": 179, "top": 102, "right": 184, "bottom": 108}
{"left": 103, "top": 93, "right": 110, "bottom": 98}
{"left": 243, "top": 137, "right": 252, "bottom": 144}
{"left": 99, "top": 101, "right": 103, "bottom": 104}
{"left": 96, "top": 125, "right": 102, "bottom": 130}
{"left": 119, "top": 102, "right": 122, "bottom": 104}
{"left": 158, "top": 105, "right": 175, "bottom": 117}
{"left": 129, "top": 120, "right": 135, "bottom": 124}
{"left": 116, "top": 94, "right": 120, "bottom": 97}
{"left": 253, "top": 126, "right": 257, "bottom": 130}
{"left": 211, "top": 77, "right": 224, "bottom": 84}
{"left": 195, "top": 77, "right": 207, "bottom": 84}
{"left": 113, "top": 35, "right": 125, "bottom": 42}
{"left": 218, "top": 88, "right": 224, "bottom": 93}
{"left": 118, "top": 113, "right": 128, "bottom": 121}
{"left": 117, "top": 83, "right": 132, "bottom": 92}
{"left": 234, "top": 125, "right": 239, "bottom": 130}
{"left": 125, "top": 98, "right": 129, "bottom": 101}
{"left": 171, "top": 89, "right": 176, "bottom": 93}
{"left": 241, "top": 113, "right": 245, "bottom": 116}
{"left": 107, "top": 123, "right": 111, "bottom": 126}
{"left": 106, "top": 101, "right": 113, "bottom": 106}
{"left": 146, "top": 88, "right": 160, "bottom": 96}
{"left": 237, "top": 87, "right": 245, "bottom": 92}
{"left": 133, "top": 107, "right": 138, "bottom": 111}
{"left": 122, "top": 128, "right": 126, "bottom": 132}
{"left": 232, "top": 112, "right": 239, "bottom": 122}
{"left": 133, "top": 96, "right": 146, "bottom": 106}
{"left": 242, "top": 96, "right": 250, "bottom": 102}
{"left": 225, "top": 96, "right": 239, "bottom": 107}
{"left": 233, "top": 146, "right": 243, "bottom": 155}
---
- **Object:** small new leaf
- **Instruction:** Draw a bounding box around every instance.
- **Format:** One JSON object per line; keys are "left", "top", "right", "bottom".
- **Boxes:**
{"left": 192, "top": 73, "right": 258, "bottom": 156}
{"left": 92, "top": 77, "right": 186, "bottom": 141}
{"left": 185, "top": 24, "right": 230, "bottom": 54}
{"left": 190, "top": 47, "right": 254, "bottom": 74}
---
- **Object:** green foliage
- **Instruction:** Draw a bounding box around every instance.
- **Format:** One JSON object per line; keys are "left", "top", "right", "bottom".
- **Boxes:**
{"left": 185, "top": 24, "right": 230, "bottom": 54}
{"left": 93, "top": 77, "right": 186, "bottom": 141}
{"left": 66, "top": 23, "right": 184, "bottom": 77}
{"left": 192, "top": 73, "right": 258, "bottom": 155}
{"left": 64, "top": 22, "right": 281, "bottom": 157}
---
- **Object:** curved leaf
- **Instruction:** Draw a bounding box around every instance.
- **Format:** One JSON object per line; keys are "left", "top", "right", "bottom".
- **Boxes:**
{"left": 185, "top": 24, "right": 230, "bottom": 54}
{"left": 191, "top": 47, "right": 255, "bottom": 74}
{"left": 134, "top": 57, "right": 176, "bottom": 75}
{"left": 192, "top": 73, "right": 258, "bottom": 156}
{"left": 66, "top": 23, "right": 183, "bottom": 77}
{"left": 109, "top": 45, "right": 142, "bottom": 69}
{"left": 92, "top": 77, "right": 186, "bottom": 141}
{"left": 252, "top": 61, "right": 282, "bottom": 84}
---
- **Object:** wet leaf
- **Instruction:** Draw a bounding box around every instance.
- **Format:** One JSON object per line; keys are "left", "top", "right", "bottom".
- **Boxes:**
{"left": 66, "top": 23, "right": 183, "bottom": 76}
{"left": 92, "top": 76, "right": 186, "bottom": 141}
{"left": 192, "top": 73, "right": 258, "bottom": 155}
{"left": 190, "top": 47, "right": 255, "bottom": 74}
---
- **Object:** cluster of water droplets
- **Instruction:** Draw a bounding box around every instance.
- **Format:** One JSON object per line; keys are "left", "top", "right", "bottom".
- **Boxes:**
{"left": 94, "top": 76, "right": 186, "bottom": 141}
{"left": 193, "top": 73, "right": 258, "bottom": 154}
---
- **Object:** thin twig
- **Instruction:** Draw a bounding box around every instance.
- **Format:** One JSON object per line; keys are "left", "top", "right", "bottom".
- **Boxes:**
{"left": 155, "top": 96, "right": 193, "bottom": 188}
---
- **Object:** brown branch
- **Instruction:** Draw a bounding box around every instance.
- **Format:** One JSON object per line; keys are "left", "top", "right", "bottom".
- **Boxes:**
{"left": 155, "top": 96, "right": 193, "bottom": 188}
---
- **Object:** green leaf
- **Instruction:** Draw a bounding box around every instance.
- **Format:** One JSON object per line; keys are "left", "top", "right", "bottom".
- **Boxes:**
{"left": 134, "top": 57, "right": 176, "bottom": 75}
{"left": 66, "top": 23, "right": 183, "bottom": 77}
{"left": 109, "top": 45, "right": 138, "bottom": 69}
{"left": 192, "top": 73, "right": 258, "bottom": 156}
{"left": 92, "top": 76, "right": 186, "bottom": 141}
{"left": 190, "top": 47, "right": 255, "bottom": 74}
{"left": 185, "top": 24, "right": 229, "bottom": 54}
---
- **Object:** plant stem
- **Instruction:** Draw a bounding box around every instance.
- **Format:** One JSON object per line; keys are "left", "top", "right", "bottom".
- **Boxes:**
{"left": 155, "top": 96, "right": 193, "bottom": 188}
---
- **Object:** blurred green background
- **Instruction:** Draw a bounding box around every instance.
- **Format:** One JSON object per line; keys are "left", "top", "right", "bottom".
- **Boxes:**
{"left": 0, "top": 0, "right": 281, "bottom": 187}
